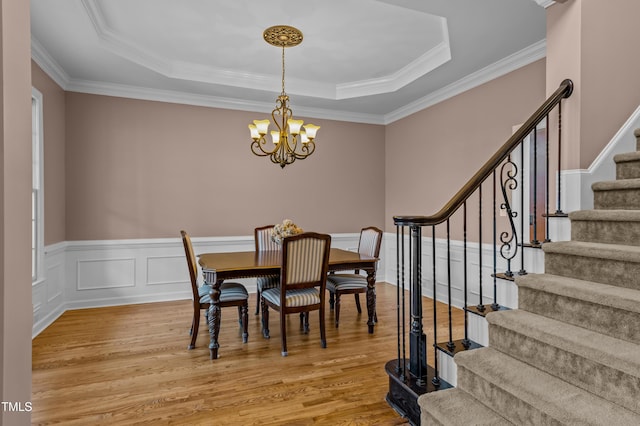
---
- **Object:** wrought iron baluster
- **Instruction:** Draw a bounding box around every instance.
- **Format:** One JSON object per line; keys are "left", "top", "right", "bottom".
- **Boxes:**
{"left": 500, "top": 155, "right": 519, "bottom": 277}
{"left": 477, "top": 185, "right": 485, "bottom": 312}
{"left": 462, "top": 202, "right": 470, "bottom": 349}
{"left": 446, "top": 219, "right": 454, "bottom": 352}
{"left": 556, "top": 101, "right": 564, "bottom": 214}
{"left": 532, "top": 127, "right": 539, "bottom": 246}
{"left": 492, "top": 170, "right": 499, "bottom": 310}
{"left": 519, "top": 140, "right": 527, "bottom": 275}
{"left": 431, "top": 225, "right": 440, "bottom": 388}
{"left": 545, "top": 115, "right": 551, "bottom": 242}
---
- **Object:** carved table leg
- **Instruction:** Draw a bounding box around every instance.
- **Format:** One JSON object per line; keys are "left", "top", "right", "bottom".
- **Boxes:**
{"left": 207, "top": 278, "right": 223, "bottom": 359}
{"left": 366, "top": 269, "right": 376, "bottom": 334}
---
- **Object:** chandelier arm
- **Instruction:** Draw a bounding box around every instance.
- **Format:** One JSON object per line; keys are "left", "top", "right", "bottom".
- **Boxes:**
{"left": 291, "top": 141, "right": 316, "bottom": 160}
{"left": 251, "top": 137, "right": 278, "bottom": 156}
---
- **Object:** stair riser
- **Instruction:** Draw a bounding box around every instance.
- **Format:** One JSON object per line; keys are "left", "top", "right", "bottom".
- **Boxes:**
{"left": 456, "top": 365, "right": 562, "bottom": 425}
{"left": 545, "top": 252, "right": 640, "bottom": 291}
{"left": 617, "top": 160, "right": 640, "bottom": 180}
{"left": 488, "top": 324, "right": 640, "bottom": 414}
{"left": 594, "top": 188, "right": 640, "bottom": 209}
{"left": 518, "top": 286, "right": 640, "bottom": 345}
{"left": 571, "top": 220, "right": 640, "bottom": 246}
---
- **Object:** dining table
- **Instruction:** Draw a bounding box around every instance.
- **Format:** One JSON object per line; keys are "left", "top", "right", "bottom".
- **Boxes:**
{"left": 198, "top": 248, "right": 379, "bottom": 359}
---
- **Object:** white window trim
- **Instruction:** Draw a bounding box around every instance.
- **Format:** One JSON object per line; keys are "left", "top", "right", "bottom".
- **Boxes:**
{"left": 32, "top": 87, "right": 45, "bottom": 285}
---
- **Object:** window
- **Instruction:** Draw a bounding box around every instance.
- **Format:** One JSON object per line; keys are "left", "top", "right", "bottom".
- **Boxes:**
{"left": 32, "top": 88, "right": 44, "bottom": 283}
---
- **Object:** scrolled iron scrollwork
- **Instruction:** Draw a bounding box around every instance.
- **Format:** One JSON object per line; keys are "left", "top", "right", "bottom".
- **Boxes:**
{"left": 499, "top": 156, "right": 519, "bottom": 276}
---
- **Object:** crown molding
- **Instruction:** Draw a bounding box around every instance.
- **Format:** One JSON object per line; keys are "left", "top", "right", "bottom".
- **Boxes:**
{"left": 64, "top": 79, "right": 385, "bottom": 125}
{"left": 532, "top": 0, "right": 556, "bottom": 8}
{"left": 31, "top": 37, "right": 71, "bottom": 89}
{"left": 383, "top": 39, "right": 546, "bottom": 124}
{"left": 31, "top": 32, "right": 544, "bottom": 127}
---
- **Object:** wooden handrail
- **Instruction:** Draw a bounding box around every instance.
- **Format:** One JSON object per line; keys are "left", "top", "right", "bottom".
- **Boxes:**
{"left": 394, "top": 79, "right": 573, "bottom": 227}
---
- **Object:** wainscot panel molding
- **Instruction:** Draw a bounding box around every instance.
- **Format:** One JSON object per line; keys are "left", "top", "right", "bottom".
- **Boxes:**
{"left": 381, "top": 232, "right": 541, "bottom": 311}
{"left": 33, "top": 232, "right": 369, "bottom": 337}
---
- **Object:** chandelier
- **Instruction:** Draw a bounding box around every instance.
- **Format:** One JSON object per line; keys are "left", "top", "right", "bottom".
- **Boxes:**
{"left": 248, "top": 26, "right": 320, "bottom": 169}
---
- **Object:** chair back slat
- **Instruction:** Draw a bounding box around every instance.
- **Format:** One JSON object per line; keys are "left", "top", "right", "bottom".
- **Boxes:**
{"left": 255, "top": 225, "right": 280, "bottom": 252}
{"left": 358, "top": 226, "right": 383, "bottom": 258}
{"left": 281, "top": 232, "right": 331, "bottom": 290}
{"left": 180, "top": 230, "right": 201, "bottom": 301}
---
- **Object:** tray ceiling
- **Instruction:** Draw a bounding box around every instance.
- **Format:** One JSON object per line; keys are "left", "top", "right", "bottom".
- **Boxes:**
{"left": 30, "top": 0, "right": 547, "bottom": 124}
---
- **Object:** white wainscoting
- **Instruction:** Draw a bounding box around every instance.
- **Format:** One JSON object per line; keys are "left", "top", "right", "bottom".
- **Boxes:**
{"left": 381, "top": 232, "right": 543, "bottom": 311}
{"left": 33, "top": 228, "right": 552, "bottom": 338}
{"left": 33, "top": 232, "right": 366, "bottom": 337}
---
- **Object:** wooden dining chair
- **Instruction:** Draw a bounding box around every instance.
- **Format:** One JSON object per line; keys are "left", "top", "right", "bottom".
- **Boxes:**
{"left": 326, "top": 226, "right": 383, "bottom": 328}
{"left": 180, "top": 230, "right": 249, "bottom": 350}
{"left": 254, "top": 225, "right": 281, "bottom": 315}
{"left": 260, "top": 232, "right": 331, "bottom": 356}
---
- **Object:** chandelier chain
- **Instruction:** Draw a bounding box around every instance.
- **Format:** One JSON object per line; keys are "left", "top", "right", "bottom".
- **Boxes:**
{"left": 281, "top": 46, "right": 286, "bottom": 95}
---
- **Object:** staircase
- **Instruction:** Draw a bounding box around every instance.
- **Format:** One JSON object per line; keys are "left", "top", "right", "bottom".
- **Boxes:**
{"left": 418, "top": 130, "right": 640, "bottom": 425}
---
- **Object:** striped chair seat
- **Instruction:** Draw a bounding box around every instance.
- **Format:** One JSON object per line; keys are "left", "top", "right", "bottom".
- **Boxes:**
{"left": 326, "top": 274, "right": 367, "bottom": 292}
{"left": 199, "top": 282, "right": 249, "bottom": 304}
{"left": 262, "top": 287, "right": 321, "bottom": 308}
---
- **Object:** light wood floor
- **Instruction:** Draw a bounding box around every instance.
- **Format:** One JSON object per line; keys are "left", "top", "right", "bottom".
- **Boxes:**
{"left": 32, "top": 283, "right": 465, "bottom": 425}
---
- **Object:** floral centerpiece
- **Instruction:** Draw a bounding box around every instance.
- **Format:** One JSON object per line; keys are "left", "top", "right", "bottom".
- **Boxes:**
{"left": 271, "top": 219, "right": 303, "bottom": 244}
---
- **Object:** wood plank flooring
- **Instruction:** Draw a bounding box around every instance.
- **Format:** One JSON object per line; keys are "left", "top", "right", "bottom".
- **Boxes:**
{"left": 32, "top": 283, "right": 465, "bottom": 425}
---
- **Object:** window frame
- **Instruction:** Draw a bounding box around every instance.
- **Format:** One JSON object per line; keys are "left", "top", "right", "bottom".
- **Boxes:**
{"left": 32, "top": 87, "right": 45, "bottom": 284}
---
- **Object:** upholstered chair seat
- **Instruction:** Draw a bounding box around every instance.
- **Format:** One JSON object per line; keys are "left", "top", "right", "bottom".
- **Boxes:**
{"left": 198, "top": 282, "right": 249, "bottom": 304}
{"left": 262, "top": 287, "right": 321, "bottom": 308}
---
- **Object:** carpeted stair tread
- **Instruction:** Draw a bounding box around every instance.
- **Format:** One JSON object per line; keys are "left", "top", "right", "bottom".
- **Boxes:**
{"left": 542, "top": 241, "right": 640, "bottom": 289}
{"left": 592, "top": 178, "right": 640, "bottom": 209}
{"left": 516, "top": 273, "right": 640, "bottom": 315}
{"left": 615, "top": 151, "right": 640, "bottom": 179}
{"left": 570, "top": 209, "right": 640, "bottom": 222}
{"left": 614, "top": 151, "right": 640, "bottom": 164}
{"left": 516, "top": 273, "right": 640, "bottom": 343}
{"left": 418, "top": 388, "right": 513, "bottom": 425}
{"left": 543, "top": 240, "right": 640, "bottom": 262}
{"left": 486, "top": 309, "right": 640, "bottom": 377}
{"left": 570, "top": 210, "right": 640, "bottom": 245}
{"left": 454, "top": 347, "right": 640, "bottom": 425}
{"left": 592, "top": 177, "right": 640, "bottom": 191}
{"left": 486, "top": 309, "right": 640, "bottom": 413}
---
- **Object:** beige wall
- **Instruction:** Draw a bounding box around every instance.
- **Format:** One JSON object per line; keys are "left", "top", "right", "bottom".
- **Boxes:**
{"left": 32, "top": 62, "right": 66, "bottom": 245}
{"left": 1, "top": 0, "right": 33, "bottom": 422}
{"left": 547, "top": 0, "right": 640, "bottom": 169}
{"left": 385, "top": 59, "right": 546, "bottom": 234}
{"left": 65, "top": 93, "right": 386, "bottom": 240}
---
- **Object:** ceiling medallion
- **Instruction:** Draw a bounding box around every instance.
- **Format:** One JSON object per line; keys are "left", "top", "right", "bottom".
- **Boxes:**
{"left": 263, "top": 25, "right": 303, "bottom": 48}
